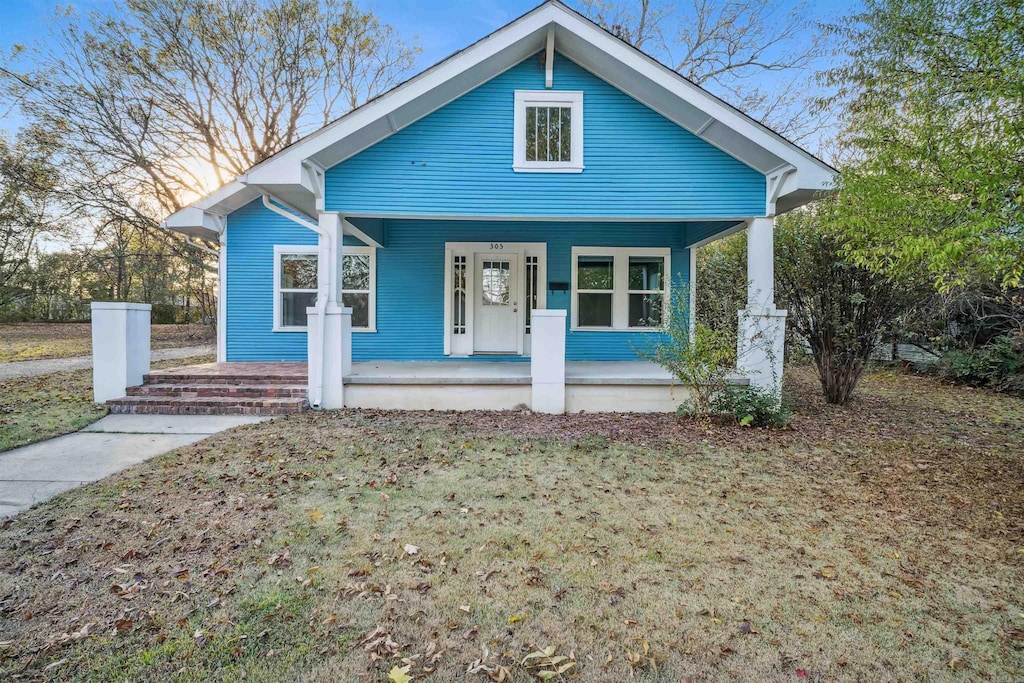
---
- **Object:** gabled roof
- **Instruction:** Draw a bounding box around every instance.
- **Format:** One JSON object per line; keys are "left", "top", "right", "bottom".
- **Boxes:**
{"left": 164, "top": 0, "right": 837, "bottom": 240}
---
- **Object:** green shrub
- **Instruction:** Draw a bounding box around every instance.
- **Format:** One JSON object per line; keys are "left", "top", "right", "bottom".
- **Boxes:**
{"left": 711, "top": 384, "right": 791, "bottom": 428}
{"left": 938, "top": 334, "right": 1024, "bottom": 395}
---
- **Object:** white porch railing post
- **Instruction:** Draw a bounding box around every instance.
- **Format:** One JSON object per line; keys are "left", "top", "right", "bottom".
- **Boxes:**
{"left": 91, "top": 302, "right": 151, "bottom": 403}
{"left": 531, "top": 309, "right": 567, "bottom": 414}
{"left": 737, "top": 216, "right": 787, "bottom": 396}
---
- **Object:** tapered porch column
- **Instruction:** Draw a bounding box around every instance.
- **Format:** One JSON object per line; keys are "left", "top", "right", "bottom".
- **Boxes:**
{"left": 737, "top": 216, "right": 787, "bottom": 396}
{"left": 308, "top": 212, "right": 348, "bottom": 409}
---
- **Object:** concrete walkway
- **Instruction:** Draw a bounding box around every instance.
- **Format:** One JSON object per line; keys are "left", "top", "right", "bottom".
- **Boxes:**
{"left": 0, "top": 345, "right": 215, "bottom": 380}
{"left": 0, "top": 414, "right": 266, "bottom": 518}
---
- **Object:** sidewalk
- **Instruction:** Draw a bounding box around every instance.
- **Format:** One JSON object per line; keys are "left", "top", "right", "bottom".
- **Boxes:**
{"left": 0, "top": 344, "right": 215, "bottom": 380}
{"left": 0, "top": 414, "right": 266, "bottom": 518}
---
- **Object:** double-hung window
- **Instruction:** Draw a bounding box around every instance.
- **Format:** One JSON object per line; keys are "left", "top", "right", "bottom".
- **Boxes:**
{"left": 571, "top": 247, "right": 670, "bottom": 330}
{"left": 513, "top": 90, "right": 583, "bottom": 172}
{"left": 273, "top": 245, "right": 376, "bottom": 332}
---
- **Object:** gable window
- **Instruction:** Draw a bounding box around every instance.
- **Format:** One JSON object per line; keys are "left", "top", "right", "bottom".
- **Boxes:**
{"left": 273, "top": 245, "right": 376, "bottom": 332}
{"left": 571, "top": 247, "right": 670, "bottom": 331}
{"left": 513, "top": 90, "right": 583, "bottom": 173}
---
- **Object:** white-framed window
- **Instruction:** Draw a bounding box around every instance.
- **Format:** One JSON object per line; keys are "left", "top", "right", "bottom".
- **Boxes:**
{"left": 273, "top": 244, "right": 376, "bottom": 332}
{"left": 513, "top": 90, "right": 583, "bottom": 173}
{"left": 341, "top": 246, "right": 376, "bottom": 332}
{"left": 570, "top": 247, "right": 670, "bottom": 331}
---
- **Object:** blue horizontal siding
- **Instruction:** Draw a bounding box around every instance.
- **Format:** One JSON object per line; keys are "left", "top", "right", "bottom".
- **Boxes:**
{"left": 226, "top": 200, "right": 315, "bottom": 361}
{"left": 355, "top": 219, "right": 686, "bottom": 362}
{"left": 225, "top": 207, "right": 691, "bottom": 362}
{"left": 326, "top": 52, "right": 765, "bottom": 218}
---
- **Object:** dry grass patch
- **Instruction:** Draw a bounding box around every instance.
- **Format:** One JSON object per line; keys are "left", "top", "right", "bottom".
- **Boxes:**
{"left": 0, "top": 354, "right": 215, "bottom": 451}
{"left": 0, "top": 323, "right": 214, "bottom": 363}
{"left": 0, "top": 367, "right": 1021, "bottom": 681}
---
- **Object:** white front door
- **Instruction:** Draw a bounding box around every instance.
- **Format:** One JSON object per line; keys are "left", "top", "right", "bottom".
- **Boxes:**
{"left": 473, "top": 253, "right": 520, "bottom": 353}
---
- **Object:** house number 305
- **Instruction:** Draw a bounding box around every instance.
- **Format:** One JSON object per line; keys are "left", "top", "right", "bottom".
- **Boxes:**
{"left": 490, "top": 243, "right": 504, "bottom": 250}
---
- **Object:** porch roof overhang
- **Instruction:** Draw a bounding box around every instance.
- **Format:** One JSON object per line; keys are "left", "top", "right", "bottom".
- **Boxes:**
{"left": 161, "top": 0, "right": 838, "bottom": 241}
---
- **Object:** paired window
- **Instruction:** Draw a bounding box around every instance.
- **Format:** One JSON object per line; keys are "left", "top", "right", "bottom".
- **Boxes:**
{"left": 273, "top": 245, "right": 376, "bottom": 332}
{"left": 571, "top": 247, "right": 669, "bottom": 330}
{"left": 513, "top": 90, "right": 583, "bottom": 173}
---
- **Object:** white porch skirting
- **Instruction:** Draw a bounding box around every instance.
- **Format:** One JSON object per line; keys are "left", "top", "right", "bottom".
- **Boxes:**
{"left": 341, "top": 361, "right": 747, "bottom": 413}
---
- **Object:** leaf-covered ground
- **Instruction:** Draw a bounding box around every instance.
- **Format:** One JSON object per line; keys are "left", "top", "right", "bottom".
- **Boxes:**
{"left": 0, "top": 355, "right": 216, "bottom": 452}
{"left": 0, "top": 323, "right": 215, "bottom": 363}
{"left": 0, "top": 367, "right": 1021, "bottom": 681}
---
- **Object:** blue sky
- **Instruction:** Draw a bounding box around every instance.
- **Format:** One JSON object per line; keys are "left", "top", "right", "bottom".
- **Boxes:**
{"left": 0, "top": 0, "right": 859, "bottom": 140}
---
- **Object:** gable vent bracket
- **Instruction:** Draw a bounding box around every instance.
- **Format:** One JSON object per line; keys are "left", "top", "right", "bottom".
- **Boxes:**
{"left": 545, "top": 28, "right": 555, "bottom": 88}
{"left": 766, "top": 165, "right": 797, "bottom": 216}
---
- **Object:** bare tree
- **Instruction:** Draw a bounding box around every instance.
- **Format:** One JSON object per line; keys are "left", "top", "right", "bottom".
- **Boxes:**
{"left": 577, "top": 0, "right": 826, "bottom": 143}
{"left": 0, "top": 130, "right": 61, "bottom": 305}
{"left": 1, "top": 0, "right": 418, "bottom": 315}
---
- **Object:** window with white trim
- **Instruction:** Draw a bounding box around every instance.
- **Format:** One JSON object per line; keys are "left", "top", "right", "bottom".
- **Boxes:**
{"left": 513, "top": 90, "right": 583, "bottom": 173}
{"left": 273, "top": 245, "right": 376, "bottom": 332}
{"left": 571, "top": 247, "right": 670, "bottom": 330}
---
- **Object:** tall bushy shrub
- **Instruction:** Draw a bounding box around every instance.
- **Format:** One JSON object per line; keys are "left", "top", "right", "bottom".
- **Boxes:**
{"left": 775, "top": 208, "right": 918, "bottom": 405}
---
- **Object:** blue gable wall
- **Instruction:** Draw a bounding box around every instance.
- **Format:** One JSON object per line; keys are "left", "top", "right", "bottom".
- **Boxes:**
{"left": 225, "top": 203, "right": 690, "bottom": 362}
{"left": 325, "top": 53, "right": 765, "bottom": 218}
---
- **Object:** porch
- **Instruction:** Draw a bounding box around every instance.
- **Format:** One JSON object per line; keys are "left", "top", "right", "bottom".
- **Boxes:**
{"left": 106, "top": 359, "right": 749, "bottom": 414}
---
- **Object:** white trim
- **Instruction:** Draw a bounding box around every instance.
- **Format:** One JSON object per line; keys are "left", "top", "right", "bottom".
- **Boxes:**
{"left": 513, "top": 90, "right": 584, "bottom": 173}
{"left": 688, "top": 246, "right": 697, "bottom": 342}
{"left": 273, "top": 245, "right": 318, "bottom": 332}
{"left": 217, "top": 230, "right": 227, "bottom": 361}
{"left": 570, "top": 246, "right": 671, "bottom": 332}
{"left": 164, "top": 1, "right": 838, "bottom": 233}
{"left": 273, "top": 244, "right": 377, "bottom": 333}
{"left": 545, "top": 28, "right": 555, "bottom": 88}
{"left": 341, "top": 245, "right": 377, "bottom": 333}
{"left": 443, "top": 241, "right": 547, "bottom": 357}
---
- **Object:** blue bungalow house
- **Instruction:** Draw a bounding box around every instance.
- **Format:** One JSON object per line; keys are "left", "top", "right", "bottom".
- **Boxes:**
{"left": 154, "top": 0, "right": 836, "bottom": 415}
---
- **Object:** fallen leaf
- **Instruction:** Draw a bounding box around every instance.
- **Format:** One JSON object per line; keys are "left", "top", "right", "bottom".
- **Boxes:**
{"left": 404, "top": 544, "right": 420, "bottom": 555}
{"left": 388, "top": 664, "right": 412, "bottom": 683}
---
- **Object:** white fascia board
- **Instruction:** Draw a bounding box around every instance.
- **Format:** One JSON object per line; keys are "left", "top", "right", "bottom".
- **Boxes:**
{"left": 544, "top": 3, "right": 837, "bottom": 186}
{"left": 242, "top": 5, "right": 557, "bottom": 187}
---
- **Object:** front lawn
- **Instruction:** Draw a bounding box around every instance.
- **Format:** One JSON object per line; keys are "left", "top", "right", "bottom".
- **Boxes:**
{"left": 0, "top": 355, "right": 216, "bottom": 452}
{"left": 0, "top": 367, "right": 1021, "bottom": 681}
{"left": 0, "top": 323, "right": 215, "bottom": 363}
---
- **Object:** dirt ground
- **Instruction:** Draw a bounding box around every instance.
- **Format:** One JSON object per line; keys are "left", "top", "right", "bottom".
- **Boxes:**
{"left": 0, "top": 323, "right": 215, "bottom": 363}
{"left": 0, "top": 366, "right": 1021, "bottom": 681}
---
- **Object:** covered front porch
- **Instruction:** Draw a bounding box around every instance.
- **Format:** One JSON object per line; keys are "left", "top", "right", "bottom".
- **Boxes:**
{"left": 106, "top": 358, "right": 750, "bottom": 414}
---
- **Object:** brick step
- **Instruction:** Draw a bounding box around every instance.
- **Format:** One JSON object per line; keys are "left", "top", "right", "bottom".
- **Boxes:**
{"left": 107, "top": 395, "right": 308, "bottom": 416}
{"left": 142, "top": 372, "right": 306, "bottom": 386}
{"left": 126, "top": 383, "right": 308, "bottom": 399}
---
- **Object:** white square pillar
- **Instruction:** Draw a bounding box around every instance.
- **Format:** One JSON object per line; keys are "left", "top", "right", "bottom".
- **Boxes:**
{"left": 91, "top": 302, "right": 151, "bottom": 402}
{"left": 531, "top": 309, "right": 567, "bottom": 414}
{"left": 737, "top": 216, "right": 786, "bottom": 395}
{"left": 306, "top": 304, "right": 350, "bottom": 410}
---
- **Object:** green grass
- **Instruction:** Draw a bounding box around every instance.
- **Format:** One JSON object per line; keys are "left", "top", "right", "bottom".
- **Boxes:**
{"left": 0, "top": 367, "right": 1021, "bottom": 681}
{"left": 0, "top": 354, "right": 215, "bottom": 452}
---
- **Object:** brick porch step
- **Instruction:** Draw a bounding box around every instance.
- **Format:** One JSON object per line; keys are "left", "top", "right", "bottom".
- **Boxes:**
{"left": 108, "top": 395, "right": 307, "bottom": 415}
{"left": 142, "top": 371, "right": 307, "bottom": 385}
{"left": 126, "top": 383, "right": 308, "bottom": 399}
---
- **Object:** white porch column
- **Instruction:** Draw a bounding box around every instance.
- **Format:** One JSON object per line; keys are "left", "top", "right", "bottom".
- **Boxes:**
{"left": 737, "top": 217, "right": 787, "bottom": 396}
{"left": 308, "top": 212, "right": 346, "bottom": 409}
{"left": 91, "top": 302, "right": 151, "bottom": 402}
{"left": 531, "top": 309, "right": 567, "bottom": 414}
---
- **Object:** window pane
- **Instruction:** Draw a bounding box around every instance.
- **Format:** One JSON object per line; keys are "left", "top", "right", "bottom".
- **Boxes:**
{"left": 281, "top": 254, "right": 317, "bottom": 289}
{"left": 628, "top": 256, "right": 665, "bottom": 291}
{"left": 536, "top": 106, "right": 549, "bottom": 161}
{"left": 629, "top": 293, "right": 663, "bottom": 327}
{"left": 577, "top": 255, "right": 614, "bottom": 290}
{"left": 559, "top": 107, "right": 571, "bottom": 161}
{"left": 343, "top": 293, "right": 369, "bottom": 328}
{"left": 481, "top": 261, "right": 510, "bottom": 305}
{"left": 281, "top": 291, "right": 317, "bottom": 327}
{"left": 342, "top": 254, "right": 370, "bottom": 291}
{"left": 578, "top": 292, "right": 613, "bottom": 327}
{"left": 526, "top": 107, "right": 537, "bottom": 162}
